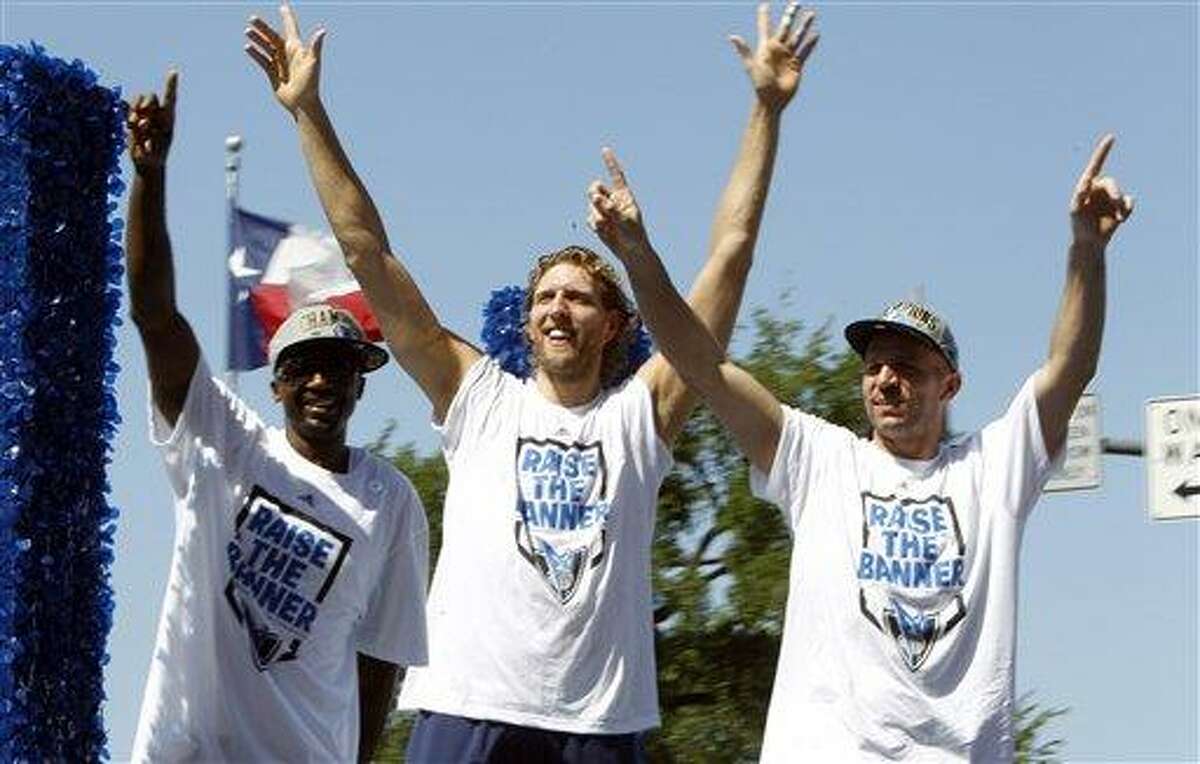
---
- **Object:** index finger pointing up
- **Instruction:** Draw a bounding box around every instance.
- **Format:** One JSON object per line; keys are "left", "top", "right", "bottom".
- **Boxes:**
{"left": 602, "top": 147, "right": 628, "bottom": 189}
{"left": 162, "top": 69, "right": 178, "bottom": 112}
{"left": 1078, "top": 134, "right": 1115, "bottom": 189}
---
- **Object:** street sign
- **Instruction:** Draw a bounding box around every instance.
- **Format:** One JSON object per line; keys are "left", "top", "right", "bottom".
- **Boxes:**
{"left": 1045, "top": 393, "right": 1102, "bottom": 493}
{"left": 1145, "top": 395, "right": 1200, "bottom": 521}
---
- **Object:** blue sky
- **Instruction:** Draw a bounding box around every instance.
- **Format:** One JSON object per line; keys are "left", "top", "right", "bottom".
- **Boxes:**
{"left": 4, "top": 1, "right": 1196, "bottom": 760}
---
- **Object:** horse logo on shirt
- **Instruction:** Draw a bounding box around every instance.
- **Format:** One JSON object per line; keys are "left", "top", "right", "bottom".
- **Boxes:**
{"left": 514, "top": 437, "right": 610, "bottom": 604}
{"left": 856, "top": 492, "right": 968, "bottom": 671}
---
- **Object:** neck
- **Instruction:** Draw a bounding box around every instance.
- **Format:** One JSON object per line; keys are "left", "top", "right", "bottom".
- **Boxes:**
{"left": 533, "top": 368, "right": 602, "bottom": 408}
{"left": 872, "top": 420, "right": 943, "bottom": 460}
{"left": 286, "top": 428, "right": 350, "bottom": 473}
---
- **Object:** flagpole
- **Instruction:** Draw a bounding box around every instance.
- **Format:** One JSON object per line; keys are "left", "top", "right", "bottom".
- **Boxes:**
{"left": 225, "top": 134, "right": 242, "bottom": 392}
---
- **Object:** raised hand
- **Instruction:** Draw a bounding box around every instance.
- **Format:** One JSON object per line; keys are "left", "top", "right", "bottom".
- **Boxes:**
{"left": 245, "top": 3, "right": 326, "bottom": 115}
{"left": 729, "top": 2, "right": 819, "bottom": 112}
{"left": 1070, "top": 134, "right": 1134, "bottom": 250}
{"left": 588, "top": 148, "right": 652, "bottom": 261}
{"left": 127, "top": 70, "right": 178, "bottom": 173}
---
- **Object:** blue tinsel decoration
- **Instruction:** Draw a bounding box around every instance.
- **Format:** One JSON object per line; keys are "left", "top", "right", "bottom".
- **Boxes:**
{"left": 481, "top": 285, "right": 652, "bottom": 385}
{"left": 0, "top": 42, "right": 125, "bottom": 762}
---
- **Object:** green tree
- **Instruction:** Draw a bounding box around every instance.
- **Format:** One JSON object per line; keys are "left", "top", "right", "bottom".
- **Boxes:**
{"left": 1014, "top": 693, "right": 1069, "bottom": 764}
{"left": 645, "top": 308, "right": 865, "bottom": 761}
{"left": 370, "top": 307, "right": 1064, "bottom": 762}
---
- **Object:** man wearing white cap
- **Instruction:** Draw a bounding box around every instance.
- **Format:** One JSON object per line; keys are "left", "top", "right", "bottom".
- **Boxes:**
{"left": 590, "top": 133, "right": 1133, "bottom": 759}
{"left": 125, "top": 71, "right": 429, "bottom": 763}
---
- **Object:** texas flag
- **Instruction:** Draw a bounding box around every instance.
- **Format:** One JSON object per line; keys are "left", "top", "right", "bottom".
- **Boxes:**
{"left": 226, "top": 206, "right": 381, "bottom": 371}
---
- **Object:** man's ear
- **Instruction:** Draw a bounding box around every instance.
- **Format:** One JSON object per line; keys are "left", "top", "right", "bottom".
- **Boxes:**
{"left": 356, "top": 376, "right": 365, "bottom": 401}
{"left": 941, "top": 370, "right": 962, "bottom": 402}
{"left": 603, "top": 310, "right": 623, "bottom": 346}
{"left": 271, "top": 378, "right": 282, "bottom": 403}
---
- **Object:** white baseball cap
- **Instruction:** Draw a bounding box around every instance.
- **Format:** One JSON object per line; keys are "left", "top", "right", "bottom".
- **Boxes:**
{"left": 267, "top": 304, "right": 389, "bottom": 373}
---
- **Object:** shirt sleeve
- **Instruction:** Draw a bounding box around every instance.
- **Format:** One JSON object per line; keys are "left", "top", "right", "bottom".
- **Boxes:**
{"left": 750, "top": 407, "right": 832, "bottom": 530}
{"left": 432, "top": 356, "right": 511, "bottom": 465}
{"left": 147, "top": 354, "right": 267, "bottom": 502}
{"left": 981, "top": 371, "right": 1065, "bottom": 521}
{"left": 616, "top": 375, "right": 674, "bottom": 486}
{"left": 356, "top": 476, "right": 430, "bottom": 666}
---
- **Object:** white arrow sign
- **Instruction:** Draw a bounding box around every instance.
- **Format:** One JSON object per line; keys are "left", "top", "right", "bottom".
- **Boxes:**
{"left": 1145, "top": 395, "right": 1200, "bottom": 521}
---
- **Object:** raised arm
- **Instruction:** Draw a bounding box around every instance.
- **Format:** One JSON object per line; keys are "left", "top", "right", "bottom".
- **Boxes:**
{"left": 125, "top": 70, "right": 200, "bottom": 427}
{"left": 634, "top": 2, "right": 818, "bottom": 443}
{"left": 591, "top": 151, "right": 784, "bottom": 473}
{"left": 245, "top": 4, "right": 479, "bottom": 421}
{"left": 1036, "top": 134, "right": 1134, "bottom": 457}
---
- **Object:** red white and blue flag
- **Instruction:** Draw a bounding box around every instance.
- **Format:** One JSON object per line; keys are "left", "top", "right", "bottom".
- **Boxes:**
{"left": 226, "top": 206, "right": 380, "bottom": 370}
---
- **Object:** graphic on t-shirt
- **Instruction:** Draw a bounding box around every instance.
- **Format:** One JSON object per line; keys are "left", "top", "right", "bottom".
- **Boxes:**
{"left": 224, "top": 486, "right": 352, "bottom": 670}
{"left": 514, "top": 437, "right": 610, "bottom": 604}
{"left": 856, "top": 492, "right": 967, "bottom": 671}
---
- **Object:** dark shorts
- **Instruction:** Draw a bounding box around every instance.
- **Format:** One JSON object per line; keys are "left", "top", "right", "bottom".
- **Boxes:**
{"left": 405, "top": 710, "right": 649, "bottom": 764}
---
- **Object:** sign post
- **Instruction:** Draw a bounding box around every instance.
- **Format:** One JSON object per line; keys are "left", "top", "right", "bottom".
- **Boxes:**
{"left": 1145, "top": 395, "right": 1200, "bottom": 521}
{"left": 1046, "top": 393, "right": 1102, "bottom": 493}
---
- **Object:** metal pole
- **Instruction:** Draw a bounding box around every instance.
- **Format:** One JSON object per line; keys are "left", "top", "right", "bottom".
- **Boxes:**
{"left": 1102, "top": 437, "right": 1144, "bottom": 457}
{"left": 225, "top": 134, "right": 242, "bottom": 392}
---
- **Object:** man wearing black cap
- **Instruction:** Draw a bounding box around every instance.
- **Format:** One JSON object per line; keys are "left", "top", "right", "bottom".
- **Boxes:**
{"left": 591, "top": 134, "right": 1133, "bottom": 759}
{"left": 124, "top": 71, "right": 428, "bottom": 763}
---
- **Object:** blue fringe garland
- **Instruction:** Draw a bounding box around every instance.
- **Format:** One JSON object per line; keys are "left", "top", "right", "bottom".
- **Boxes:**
{"left": 481, "top": 285, "right": 652, "bottom": 384}
{"left": 0, "top": 43, "right": 125, "bottom": 762}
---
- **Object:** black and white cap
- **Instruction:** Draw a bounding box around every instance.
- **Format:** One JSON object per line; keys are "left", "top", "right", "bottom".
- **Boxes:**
{"left": 267, "top": 304, "right": 389, "bottom": 373}
{"left": 844, "top": 300, "right": 959, "bottom": 370}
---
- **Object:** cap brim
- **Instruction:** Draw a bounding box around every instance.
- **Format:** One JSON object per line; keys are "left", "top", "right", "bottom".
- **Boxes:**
{"left": 844, "top": 319, "right": 954, "bottom": 368}
{"left": 358, "top": 342, "right": 390, "bottom": 373}
{"left": 275, "top": 337, "right": 390, "bottom": 374}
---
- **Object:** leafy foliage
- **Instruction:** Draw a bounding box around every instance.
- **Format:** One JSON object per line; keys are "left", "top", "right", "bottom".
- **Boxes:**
{"left": 1014, "top": 693, "right": 1069, "bottom": 763}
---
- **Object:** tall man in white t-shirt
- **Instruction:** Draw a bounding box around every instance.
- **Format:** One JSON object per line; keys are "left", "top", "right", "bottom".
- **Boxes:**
{"left": 590, "top": 135, "right": 1133, "bottom": 759}
{"left": 244, "top": 2, "right": 818, "bottom": 759}
{"left": 125, "top": 71, "right": 429, "bottom": 763}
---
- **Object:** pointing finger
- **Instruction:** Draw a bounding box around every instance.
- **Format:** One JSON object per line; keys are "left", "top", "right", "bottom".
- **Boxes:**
{"left": 162, "top": 69, "right": 178, "bottom": 113}
{"left": 601, "top": 147, "right": 628, "bottom": 190}
{"left": 1077, "top": 134, "right": 1115, "bottom": 192}
{"left": 756, "top": 2, "right": 770, "bottom": 44}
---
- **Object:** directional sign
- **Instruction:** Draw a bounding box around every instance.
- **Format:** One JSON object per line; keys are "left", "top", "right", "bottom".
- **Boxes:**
{"left": 1045, "top": 393, "right": 1102, "bottom": 493}
{"left": 1145, "top": 395, "right": 1200, "bottom": 521}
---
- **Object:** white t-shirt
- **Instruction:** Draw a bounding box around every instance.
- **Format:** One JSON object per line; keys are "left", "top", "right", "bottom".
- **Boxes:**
{"left": 131, "top": 357, "right": 429, "bottom": 763}
{"left": 753, "top": 373, "right": 1060, "bottom": 762}
{"left": 398, "top": 357, "right": 673, "bottom": 734}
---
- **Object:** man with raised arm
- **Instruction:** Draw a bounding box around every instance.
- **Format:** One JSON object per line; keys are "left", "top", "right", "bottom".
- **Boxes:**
{"left": 125, "top": 71, "right": 429, "bottom": 764}
{"left": 590, "top": 136, "right": 1133, "bottom": 759}
{"left": 245, "top": 3, "right": 817, "bottom": 759}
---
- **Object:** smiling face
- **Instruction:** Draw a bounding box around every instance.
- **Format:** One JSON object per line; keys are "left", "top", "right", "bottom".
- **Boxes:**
{"left": 861, "top": 331, "right": 961, "bottom": 459}
{"left": 525, "top": 262, "right": 623, "bottom": 389}
{"left": 271, "top": 339, "right": 365, "bottom": 454}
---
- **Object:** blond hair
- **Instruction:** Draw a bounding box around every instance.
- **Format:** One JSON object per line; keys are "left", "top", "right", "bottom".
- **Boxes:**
{"left": 524, "top": 245, "right": 639, "bottom": 388}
